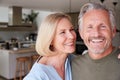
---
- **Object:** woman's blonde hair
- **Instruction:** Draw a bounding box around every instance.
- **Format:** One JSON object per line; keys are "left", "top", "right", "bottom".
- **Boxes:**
{"left": 36, "top": 12, "right": 71, "bottom": 56}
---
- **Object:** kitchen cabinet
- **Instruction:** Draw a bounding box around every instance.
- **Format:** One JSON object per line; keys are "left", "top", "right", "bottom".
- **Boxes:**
{"left": 0, "top": 48, "right": 37, "bottom": 79}
{"left": 67, "top": 12, "right": 79, "bottom": 29}
{"left": 0, "top": 7, "right": 37, "bottom": 31}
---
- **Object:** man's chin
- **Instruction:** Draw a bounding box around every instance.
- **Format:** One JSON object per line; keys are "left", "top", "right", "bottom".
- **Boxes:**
{"left": 89, "top": 48, "right": 105, "bottom": 54}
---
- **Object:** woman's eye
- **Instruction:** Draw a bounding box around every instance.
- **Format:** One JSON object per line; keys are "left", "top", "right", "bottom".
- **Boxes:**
{"left": 60, "top": 31, "right": 65, "bottom": 34}
{"left": 70, "top": 29, "right": 75, "bottom": 31}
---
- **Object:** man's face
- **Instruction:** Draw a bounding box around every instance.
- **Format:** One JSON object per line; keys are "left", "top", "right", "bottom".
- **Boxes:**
{"left": 79, "top": 9, "right": 116, "bottom": 54}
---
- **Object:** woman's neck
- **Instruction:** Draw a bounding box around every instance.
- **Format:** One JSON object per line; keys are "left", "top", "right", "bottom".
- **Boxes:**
{"left": 47, "top": 53, "right": 68, "bottom": 65}
{"left": 39, "top": 53, "right": 68, "bottom": 79}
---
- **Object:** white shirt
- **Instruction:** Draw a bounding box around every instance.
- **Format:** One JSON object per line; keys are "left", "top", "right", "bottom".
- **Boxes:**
{"left": 23, "top": 55, "right": 73, "bottom": 80}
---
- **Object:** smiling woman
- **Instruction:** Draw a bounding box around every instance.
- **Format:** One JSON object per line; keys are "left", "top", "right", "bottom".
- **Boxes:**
{"left": 23, "top": 12, "right": 76, "bottom": 80}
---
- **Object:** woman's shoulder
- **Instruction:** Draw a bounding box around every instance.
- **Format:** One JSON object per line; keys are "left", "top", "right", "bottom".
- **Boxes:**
{"left": 24, "top": 62, "right": 62, "bottom": 80}
{"left": 68, "top": 54, "right": 77, "bottom": 60}
{"left": 29, "top": 62, "right": 56, "bottom": 75}
{"left": 23, "top": 62, "right": 46, "bottom": 80}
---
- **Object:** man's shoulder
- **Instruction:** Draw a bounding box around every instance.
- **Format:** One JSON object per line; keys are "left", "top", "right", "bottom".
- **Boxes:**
{"left": 71, "top": 53, "right": 88, "bottom": 63}
{"left": 116, "top": 47, "right": 120, "bottom": 52}
{"left": 113, "top": 47, "right": 120, "bottom": 55}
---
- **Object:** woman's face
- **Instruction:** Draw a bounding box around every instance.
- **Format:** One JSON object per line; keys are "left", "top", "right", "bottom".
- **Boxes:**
{"left": 52, "top": 18, "right": 76, "bottom": 54}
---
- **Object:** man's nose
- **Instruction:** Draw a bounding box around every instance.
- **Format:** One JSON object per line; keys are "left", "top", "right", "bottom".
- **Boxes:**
{"left": 92, "top": 28, "right": 100, "bottom": 37}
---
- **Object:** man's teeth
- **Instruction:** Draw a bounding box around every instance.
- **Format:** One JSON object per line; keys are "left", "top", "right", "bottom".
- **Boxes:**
{"left": 91, "top": 39, "right": 103, "bottom": 43}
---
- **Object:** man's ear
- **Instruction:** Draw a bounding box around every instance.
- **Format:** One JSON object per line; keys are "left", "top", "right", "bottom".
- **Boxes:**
{"left": 112, "top": 26, "right": 116, "bottom": 37}
{"left": 118, "top": 54, "right": 120, "bottom": 59}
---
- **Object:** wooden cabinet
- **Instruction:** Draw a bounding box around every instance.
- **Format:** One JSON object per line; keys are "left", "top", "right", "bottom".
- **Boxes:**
{"left": 0, "top": 22, "right": 37, "bottom": 31}
{"left": 0, "top": 26, "right": 37, "bottom": 31}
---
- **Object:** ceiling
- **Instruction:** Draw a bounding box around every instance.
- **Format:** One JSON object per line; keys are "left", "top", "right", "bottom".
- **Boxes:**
{"left": 0, "top": 0, "right": 120, "bottom": 12}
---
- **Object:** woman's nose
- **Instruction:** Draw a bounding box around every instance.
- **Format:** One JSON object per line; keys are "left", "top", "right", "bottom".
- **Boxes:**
{"left": 68, "top": 31, "right": 76, "bottom": 39}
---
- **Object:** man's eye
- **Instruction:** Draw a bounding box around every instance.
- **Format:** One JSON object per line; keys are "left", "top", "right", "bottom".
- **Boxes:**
{"left": 100, "top": 25, "right": 106, "bottom": 29}
{"left": 88, "top": 26, "right": 93, "bottom": 29}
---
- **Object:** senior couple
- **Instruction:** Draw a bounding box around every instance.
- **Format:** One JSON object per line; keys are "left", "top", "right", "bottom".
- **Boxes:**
{"left": 24, "top": 2, "right": 120, "bottom": 80}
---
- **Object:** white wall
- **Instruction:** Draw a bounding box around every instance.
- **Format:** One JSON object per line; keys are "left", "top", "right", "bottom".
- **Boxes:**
{"left": 36, "top": 10, "right": 55, "bottom": 29}
{"left": 0, "top": 7, "right": 9, "bottom": 22}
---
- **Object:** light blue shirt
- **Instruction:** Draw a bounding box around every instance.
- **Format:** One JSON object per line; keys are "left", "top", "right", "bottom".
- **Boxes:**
{"left": 23, "top": 55, "right": 73, "bottom": 80}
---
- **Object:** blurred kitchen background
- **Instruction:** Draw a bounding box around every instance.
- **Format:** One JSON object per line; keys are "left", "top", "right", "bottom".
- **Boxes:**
{"left": 0, "top": 0, "right": 120, "bottom": 80}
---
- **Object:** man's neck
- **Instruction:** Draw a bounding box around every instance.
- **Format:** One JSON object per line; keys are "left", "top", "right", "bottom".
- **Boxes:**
{"left": 88, "top": 46, "right": 114, "bottom": 60}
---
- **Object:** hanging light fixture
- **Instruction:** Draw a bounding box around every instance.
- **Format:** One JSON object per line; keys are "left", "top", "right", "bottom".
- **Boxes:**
{"left": 113, "top": 2, "right": 118, "bottom": 6}
{"left": 100, "top": 0, "right": 105, "bottom": 3}
{"left": 112, "top": 1, "right": 118, "bottom": 11}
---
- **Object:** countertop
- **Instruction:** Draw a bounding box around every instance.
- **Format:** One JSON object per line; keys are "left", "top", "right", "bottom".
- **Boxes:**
{"left": 0, "top": 47, "right": 36, "bottom": 54}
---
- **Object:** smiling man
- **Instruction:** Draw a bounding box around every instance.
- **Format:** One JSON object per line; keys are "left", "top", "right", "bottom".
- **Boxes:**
{"left": 72, "top": 2, "right": 120, "bottom": 80}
